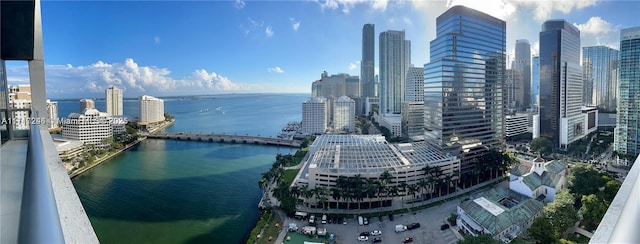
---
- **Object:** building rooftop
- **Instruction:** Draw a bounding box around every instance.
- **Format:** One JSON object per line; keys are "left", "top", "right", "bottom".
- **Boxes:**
{"left": 510, "top": 160, "right": 567, "bottom": 191}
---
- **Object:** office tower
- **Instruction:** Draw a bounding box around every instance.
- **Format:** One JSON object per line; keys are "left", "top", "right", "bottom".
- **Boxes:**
{"left": 380, "top": 30, "right": 411, "bottom": 114}
{"left": 311, "top": 71, "right": 360, "bottom": 99}
{"left": 106, "top": 86, "right": 123, "bottom": 116}
{"left": 405, "top": 66, "right": 424, "bottom": 102}
{"left": 333, "top": 96, "right": 355, "bottom": 133}
{"left": 614, "top": 27, "right": 640, "bottom": 158}
{"left": 514, "top": 40, "right": 531, "bottom": 111}
{"left": 46, "top": 99, "right": 58, "bottom": 129}
{"left": 582, "top": 46, "right": 619, "bottom": 111}
{"left": 424, "top": 5, "right": 505, "bottom": 172}
{"left": 302, "top": 97, "right": 328, "bottom": 135}
{"left": 361, "top": 24, "right": 375, "bottom": 98}
{"left": 402, "top": 101, "right": 424, "bottom": 142}
{"left": 532, "top": 56, "right": 540, "bottom": 108}
{"left": 79, "top": 98, "right": 95, "bottom": 112}
{"left": 505, "top": 69, "right": 522, "bottom": 115}
{"left": 62, "top": 108, "right": 113, "bottom": 146}
{"left": 539, "top": 20, "right": 583, "bottom": 149}
{"left": 7, "top": 85, "right": 32, "bottom": 130}
{"left": 139, "top": 95, "right": 164, "bottom": 123}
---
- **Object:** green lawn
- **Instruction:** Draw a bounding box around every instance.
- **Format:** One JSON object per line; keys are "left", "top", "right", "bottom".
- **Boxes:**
{"left": 283, "top": 169, "right": 299, "bottom": 186}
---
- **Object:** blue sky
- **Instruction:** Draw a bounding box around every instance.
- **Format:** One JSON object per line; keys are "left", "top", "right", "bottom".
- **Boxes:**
{"left": 5, "top": 0, "right": 640, "bottom": 99}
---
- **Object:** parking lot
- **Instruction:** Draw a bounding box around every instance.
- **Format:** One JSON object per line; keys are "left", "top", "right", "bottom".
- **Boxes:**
{"left": 280, "top": 199, "right": 462, "bottom": 244}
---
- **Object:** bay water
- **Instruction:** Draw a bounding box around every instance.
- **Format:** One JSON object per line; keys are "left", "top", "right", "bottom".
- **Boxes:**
{"left": 67, "top": 93, "right": 308, "bottom": 243}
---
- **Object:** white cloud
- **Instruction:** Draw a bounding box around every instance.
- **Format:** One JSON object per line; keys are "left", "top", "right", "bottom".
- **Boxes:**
{"left": 6, "top": 58, "right": 248, "bottom": 98}
{"left": 234, "top": 0, "right": 245, "bottom": 9}
{"left": 268, "top": 66, "right": 285, "bottom": 73}
{"left": 574, "top": 16, "right": 619, "bottom": 48}
{"left": 290, "top": 18, "right": 301, "bottom": 31}
{"left": 154, "top": 36, "right": 160, "bottom": 44}
{"left": 531, "top": 40, "right": 540, "bottom": 56}
{"left": 446, "top": 0, "right": 516, "bottom": 20}
{"left": 315, "top": 0, "right": 388, "bottom": 14}
{"left": 265, "top": 26, "right": 274, "bottom": 37}
{"left": 348, "top": 61, "right": 360, "bottom": 70}
{"left": 444, "top": 0, "right": 598, "bottom": 21}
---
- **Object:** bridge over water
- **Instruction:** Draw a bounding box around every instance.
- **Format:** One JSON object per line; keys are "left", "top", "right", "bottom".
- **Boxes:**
{"left": 145, "top": 132, "right": 302, "bottom": 148}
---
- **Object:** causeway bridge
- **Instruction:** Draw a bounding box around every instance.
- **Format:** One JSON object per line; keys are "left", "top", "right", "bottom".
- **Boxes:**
{"left": 145, "top": 132, "right": 302, "bottom": 148}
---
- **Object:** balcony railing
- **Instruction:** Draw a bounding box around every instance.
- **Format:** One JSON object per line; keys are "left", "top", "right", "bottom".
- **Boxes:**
{"left": 18, "top": 123, "right": 65, "bottom": 243}
{"left": 590, "top": 154, "right": 640, "bottom": 243}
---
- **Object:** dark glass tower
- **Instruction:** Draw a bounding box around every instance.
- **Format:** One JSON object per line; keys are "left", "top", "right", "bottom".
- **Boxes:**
{"left": 361, "top": 24, "right": 376, "bottom": 99}
{"left": 423, "top": 5, "right": 505, "bottom": 172}
{"left": 614, "top": 27, "right": 640, "bottom": 158}
{"left": 539, "top": 20, "right": 582, "bottom": 149}
{"left": 582, "top": 46, "right": 619, "bottom": 111}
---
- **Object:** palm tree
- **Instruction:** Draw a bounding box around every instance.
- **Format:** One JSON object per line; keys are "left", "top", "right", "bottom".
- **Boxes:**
{"left": 444, "top": 173, "right": 453, "bottom": 196}
{"left": 417, "top": 178, "right": 428, "bottom": 200}
{"left": 353, "top": 174, "right": 364, "bottom": 209}
{"left": 407, "top": 183, "right": 419, "bottom": 200}
{"left": 315, "top": 186, "right": 329, "bottom": 210}
{"left": 365, "top": 179, "right": 377, "bottom": 209}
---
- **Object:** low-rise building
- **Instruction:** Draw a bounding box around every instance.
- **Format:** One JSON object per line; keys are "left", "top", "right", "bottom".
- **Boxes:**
{"left": 509, "top": 158, "right": 569, "bottom": 203}
{"left": 61, "top": 108, "right": 113, "bottom": 147}
{"left": 380, "top": 114, "right": 402, "bottom": 137}
{"left": 505, "top": 113, "right": 531, "bottom": 138}
{"left": 457, "top": 187, "right": 544, "bottom": 242}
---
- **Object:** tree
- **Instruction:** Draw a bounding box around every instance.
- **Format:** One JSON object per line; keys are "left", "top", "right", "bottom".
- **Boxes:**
{"left": 569, "top": 163, "right": 604, "bottom": 196}
{"left": 580, "top": 194, "right": 607, "bottom": 229}
{"left": 530, "top": 217, "right": 559, "bottom": 244}
{"left": 457, "top": 234, "right": 501, "bottom": 244}
{"left": 530, "top": 137, "right": 553, "bottom": 155}
{"left": 601, "top": 178, "right": 621, "bottom": 203}
{"left": 545, "top": 190, "right": 579, "bottom": 232}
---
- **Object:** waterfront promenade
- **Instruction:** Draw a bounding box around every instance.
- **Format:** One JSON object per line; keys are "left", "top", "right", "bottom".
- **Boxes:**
{"left": 146, "top": 132, "right": 302, "bottom": 148}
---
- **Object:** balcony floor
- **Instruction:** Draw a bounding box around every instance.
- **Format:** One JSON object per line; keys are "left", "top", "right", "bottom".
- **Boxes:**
{"left": 1, "top": 140, "right": 28, "bottom": 244}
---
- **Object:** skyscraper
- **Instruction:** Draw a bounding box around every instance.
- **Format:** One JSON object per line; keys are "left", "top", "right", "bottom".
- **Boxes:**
{"left": 380, "top": 30, "right": 410, "bottom": 114}
{"left": 106, "top": 86, "right": 123, "bottom": 116}
{"left": 139, "top": 95, "right": 164, "bottom": 124}
{"left": 582, "top": 46, "right": 619, "bottom": 111}
{"left": 532, "top": 56, "right": 540, "bottom": 108}
{"left": 361, "top": 24, "right": 375, "bottom": 99}
{"left": 614, "top": 27, "right": 640, "bottom": 158}
{"left": 423, "top": 5, "right": 505, "bottom": 172}
{"left": 333, "top": 96, "right": 355, "bottom": 133}
{"left": 514, "top": 39, "right": 531, "bottom": 111}
{"left": 405, "top": 66, "right": 424, "bottom": 102}
{"left": 539, "top": 20, "right": 583, "bottom": 149}
{"left": 302, "top": 97, "right": 328, "bottom": 135}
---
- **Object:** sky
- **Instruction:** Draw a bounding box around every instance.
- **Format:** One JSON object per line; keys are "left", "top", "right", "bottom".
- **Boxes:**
{"left": 4, "top": 0, "right": 640, "bottom": 99}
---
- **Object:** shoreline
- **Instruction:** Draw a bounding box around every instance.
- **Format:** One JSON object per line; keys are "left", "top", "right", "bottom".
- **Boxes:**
{"left": 69, "top": 119, "right": 175, "bottom": 179}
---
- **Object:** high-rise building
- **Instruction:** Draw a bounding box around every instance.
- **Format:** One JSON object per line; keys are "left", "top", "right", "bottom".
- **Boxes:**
{"left": 405, "top": 66, "right": 424, "bottom": 102}
{"left": 46, "top": 99, "right": 58, "bottom": 129}
{"left": 105, "top": 86, "right": 123, "bottom": 116}
{"left": 402, "top": 101, "right": 424, "bottom": 142}
{"left": 8, "top": 85, "right": 32, "bottom": 130}
{"left": 614, "top": 27, "right": 640, "bottom": 159}
{"left": 505, "top": 69, "right": 522, "bottom": 115}
{"left": 79, "top": 98, "right": 95, "bottom": 112}
{"left": 380, "top": 30, "right": 411, "bottom": 114}
{"left": 62, "top": 108, "right": 112, "bottom": 147}
{"left": 532, "top": 56, "right": 540, "bottom": 108}
{"left": 514, "top": 39, "right": 531, "bottom": 111}
{"left": 361, "top": 24, "right": 375, "bottom": 99}
{"left": 539, "top": 20, "right": 583, "bottom": 149}
{"left": 582, "top": 46, "right": 619, "bottom": 111}
{"left": 302, "top": 97, "right": 328, "bottom": 135}
{"left": 139, "top": 95, "right": 165, "bottom": 124}
{"left": 311, "top": 71, "right": 360, "bottom": 99}
{"left": 423, "top": 5, "right": 505, "bottom": 171}
{"left": 333, "top": 96, "right": 355, "bottom": 133}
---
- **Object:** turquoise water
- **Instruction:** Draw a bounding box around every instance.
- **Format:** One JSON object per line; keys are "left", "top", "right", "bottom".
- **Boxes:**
{"left": 69, "top": 94, "right": 308, "bottom": 243}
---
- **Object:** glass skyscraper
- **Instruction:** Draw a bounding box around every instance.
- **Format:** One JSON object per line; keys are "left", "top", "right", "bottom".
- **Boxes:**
{"left": 361, "top": 24, "right": 375, "bottom": 98}
{"left": 423, "top": 5, "right": 505, "bottom": 172}
{"left": 532, "top": 56, "right": 540, "bottom": 108}
{"left": 582, "top": 46, "right": 619, "bottom": 112}
{"left": 614, "top": 27, "right": 640, "bottom": 158}
{"left": 380, "top": 30, "right": 410, "bottom": 114}
{"left": 539, "top": 20, "right": 583, "bottom": 149}
{"left": 514, "top": 39, "right": 531, "bottom": 111}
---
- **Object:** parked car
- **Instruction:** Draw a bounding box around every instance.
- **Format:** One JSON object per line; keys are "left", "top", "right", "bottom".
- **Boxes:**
{"left": 403, "top": 237, "right": 414, "bottom": 243}
{"left": 407, "top": 223, "right": 420, "bottom": 230}
{"left": 440, "top": 224, "right": 450, "bottom": 230}
{"left": 357, "top": 235, "right": 369, "bottom": 242}
{"left": 343, "top": 218, "right": 347, "bottom": 225}
{"left": 359, "top": 232, "right": 371, "bottom": 237}
{"left": 372, "top": 237, "right": 382, "bottom": 243}
{"left": 395, "top": 225, "right": 407, "bottom": 233}
{"left": 322, "top": 214, "right": 327, "bottom": 224}
{"left": 388, "top": 214, "right": 394, "bottom": 221}
{"left": 364, "top": 217, "right": 369, "bottom": 225}
{"left": 371, "top": 230, "right": 382, "bottom": 236}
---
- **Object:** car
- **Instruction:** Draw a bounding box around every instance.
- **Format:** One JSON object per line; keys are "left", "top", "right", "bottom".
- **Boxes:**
{"left": 440, "top": 224, "right": 450, "bottom": 230}
{"left": 357, "top": 235, "right": 369, "bottom": 242}
{"left": 343, "top": 218, "right": 347, "bottom": 225}
{"left": 378, "top": 216, "right": 384, "bottom": 222}
{"left": 371, "top": 230, "right": 382, "bottom": 236}
{"left": 359, "top": 232, "right": 371, "bottom": 237}
{"left": 364, "top": 217, "right": 369, "bottom": 225}
{"left": 403, "top": 237, "right": 414, "bottom": 243}
{"left": 388, "top": 214, "right": 394, "bottom": 221}
{"left": 372, "top": 237, "right": 382, "bottom": 243}
{"left": 407, "top": 223, "right": 420, "bottom": 230}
